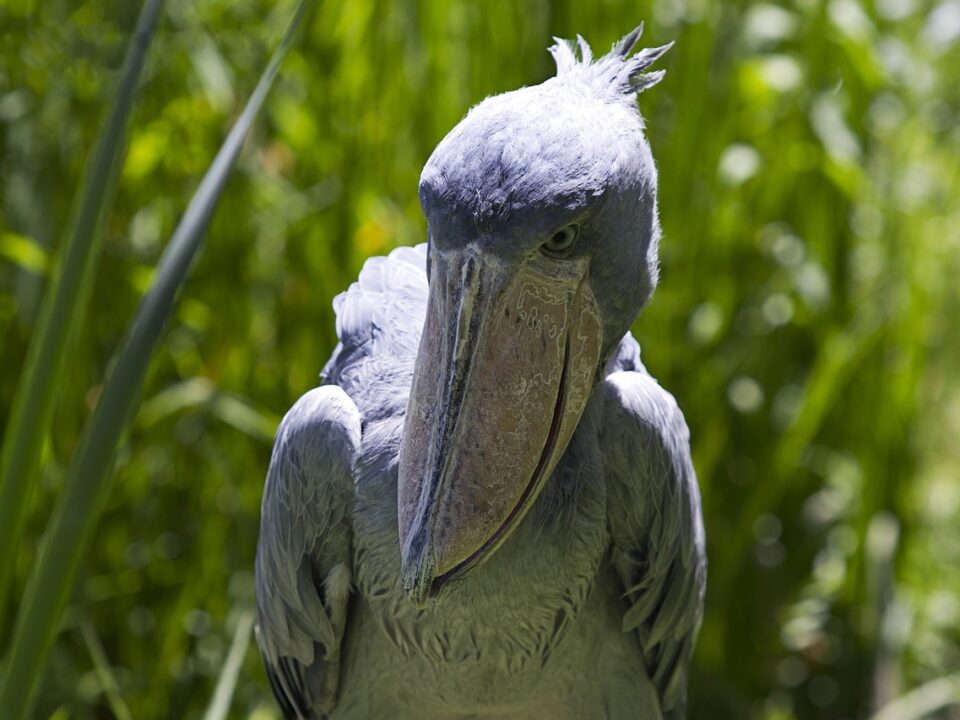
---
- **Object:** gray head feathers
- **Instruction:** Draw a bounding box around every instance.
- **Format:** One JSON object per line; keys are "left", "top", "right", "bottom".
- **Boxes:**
{"left": 549, "top": 23, "right": 673, "bottom": 99}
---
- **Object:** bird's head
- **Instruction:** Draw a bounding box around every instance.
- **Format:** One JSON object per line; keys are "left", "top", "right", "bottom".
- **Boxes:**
{"left": 398, "top": 25, "right": 671, "bottom": 604}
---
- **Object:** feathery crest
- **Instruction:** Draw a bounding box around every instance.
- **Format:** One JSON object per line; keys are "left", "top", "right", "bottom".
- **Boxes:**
{"left": 549, "top": 23, "right": 674, "bottom": 98}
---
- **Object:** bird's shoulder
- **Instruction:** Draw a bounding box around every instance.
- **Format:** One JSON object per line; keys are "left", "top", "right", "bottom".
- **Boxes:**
{"left": 601, "top": 368, "right": 687, "bottom": 454}
{"left": 598, "top": 329, "right": 689, "bottom": 471}
{"left": 271, "top": 385, "right": 362, "bottom": 469}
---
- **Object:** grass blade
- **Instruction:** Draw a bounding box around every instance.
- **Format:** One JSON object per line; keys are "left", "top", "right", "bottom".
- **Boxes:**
{"left": 0, "top": 0, "right": 165, "bottom": 632}
{"left": 79, "top": 619, "right": 133, "bottom": 720}
{"left": 0, "top": 1, "right": 314, "bottom": 716}
{"left": 869, "top": 674, "right": 960, "bottom": 720}
{"left": 202, "top": 610, "right": 255, "bottom": 720}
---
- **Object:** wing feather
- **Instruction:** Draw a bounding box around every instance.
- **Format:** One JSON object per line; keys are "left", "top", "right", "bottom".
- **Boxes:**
{"left": 256, "top": 386, "right": 361, "bottom": 719}
{"left": 322, "top": 244, "right": 428, "bottom": 393}
{"left": 601, "top": 368, "right": 707, "bottom": 719}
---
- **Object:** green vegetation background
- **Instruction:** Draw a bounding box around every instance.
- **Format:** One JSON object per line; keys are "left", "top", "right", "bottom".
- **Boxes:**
{"left": 1, "top": 0, "right": 958, "bottom": 718}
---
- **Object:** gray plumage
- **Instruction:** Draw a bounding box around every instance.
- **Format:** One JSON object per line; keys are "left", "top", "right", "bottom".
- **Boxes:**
{"left": 256, "top": 25, "right": 706, "bottom": 720}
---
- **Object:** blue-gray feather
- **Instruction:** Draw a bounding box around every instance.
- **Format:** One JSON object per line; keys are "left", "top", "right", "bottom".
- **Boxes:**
{"left": 549, "top": 23, "right": 672, "bottom": 99}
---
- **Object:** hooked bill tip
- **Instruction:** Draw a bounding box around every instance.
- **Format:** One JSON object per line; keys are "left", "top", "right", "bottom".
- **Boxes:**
{"left": 400, "top": 537, "right": 436, "bottom": 607}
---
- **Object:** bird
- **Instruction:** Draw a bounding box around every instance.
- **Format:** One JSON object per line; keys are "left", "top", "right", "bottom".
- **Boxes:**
{"left": 255, "top": 24, "right": 706, "bottom": 720}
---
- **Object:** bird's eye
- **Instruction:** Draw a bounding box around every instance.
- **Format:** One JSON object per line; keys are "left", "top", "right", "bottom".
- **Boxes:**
{"left": 541, "top": 224, "right": 579, "bottom": 257}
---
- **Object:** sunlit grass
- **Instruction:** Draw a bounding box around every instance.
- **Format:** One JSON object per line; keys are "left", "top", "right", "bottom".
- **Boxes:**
{"left": 0, "top": 0, "right": 957, "bottom": 718}
{"left": 0, "top": 0, "right": 165, "bottom": 634}
{"left": 0, "top": 0, "right": 314, "bottom": 717}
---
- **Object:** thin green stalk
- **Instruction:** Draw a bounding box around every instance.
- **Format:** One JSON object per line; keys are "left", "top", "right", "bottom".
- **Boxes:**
{"left": 202, "top": 610, "right": 255, "bottom": 720}
{"left": 0, "top": 0, "right": 165, "bottom": 631}
{"left": 869, "top": 674, "right": 960, "bottom": 720}
{"left": 0, "top": 2, "right": 314, "bottom": 716}
{"left": 79, "top": 619, "right": 133, "bottom": 720}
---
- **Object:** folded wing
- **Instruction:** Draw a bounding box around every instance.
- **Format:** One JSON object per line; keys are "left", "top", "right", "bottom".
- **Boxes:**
{"left": 600, "top": 362, "right": 707, "bottom": 718}
{"left": 255, "top": 386, "right": 361, "bottom": 719}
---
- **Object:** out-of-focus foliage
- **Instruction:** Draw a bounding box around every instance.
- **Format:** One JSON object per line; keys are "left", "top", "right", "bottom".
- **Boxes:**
{"left": 0, "top": 0, "right": 957, "bottom": 718}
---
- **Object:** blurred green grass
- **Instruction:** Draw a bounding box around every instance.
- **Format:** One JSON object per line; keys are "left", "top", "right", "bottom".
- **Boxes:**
{"left": 0, "top": 0, "right": 958, "bottom": 718}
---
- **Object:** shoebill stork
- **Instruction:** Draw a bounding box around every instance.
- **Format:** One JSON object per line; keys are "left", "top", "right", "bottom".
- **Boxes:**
{"left": 255, "top": 25, "right": 706, "bottom": 720}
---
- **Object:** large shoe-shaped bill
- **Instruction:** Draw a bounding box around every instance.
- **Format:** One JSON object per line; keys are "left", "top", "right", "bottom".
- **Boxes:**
{"left": 398, "top": 245, "right": 602, "bottom": 604}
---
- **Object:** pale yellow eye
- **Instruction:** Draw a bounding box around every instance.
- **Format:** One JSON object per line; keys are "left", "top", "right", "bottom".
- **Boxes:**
{"left": 542, "top": 224, "right": 579, "bottom": 256}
